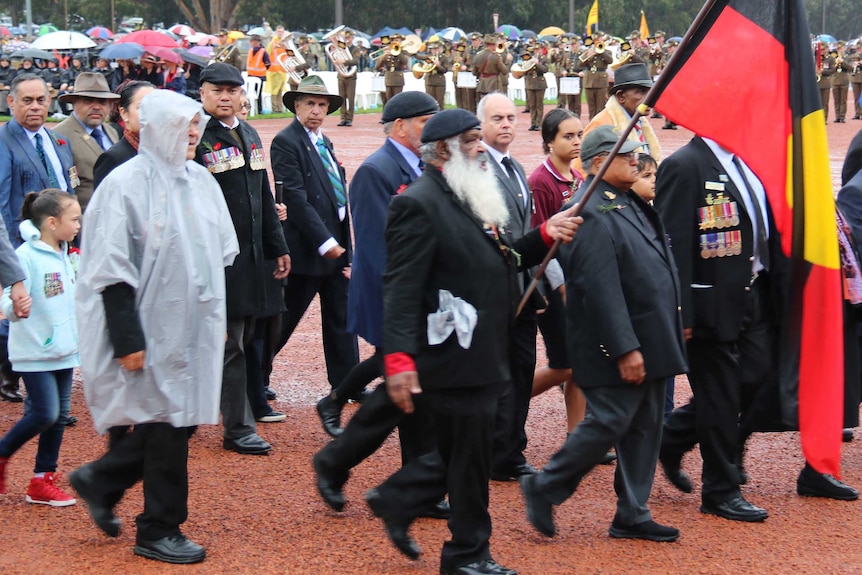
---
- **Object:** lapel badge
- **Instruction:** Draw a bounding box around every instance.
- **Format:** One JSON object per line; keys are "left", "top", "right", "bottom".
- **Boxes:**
{"left": 604, "top": 191, "right": 616, "bottom": 200}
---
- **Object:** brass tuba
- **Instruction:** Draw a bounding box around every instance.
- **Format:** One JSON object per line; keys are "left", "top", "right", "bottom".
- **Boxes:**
{"left": 276, "top": 37, "right": 308, "bottom": 84}
{"left": 323, "top": 25, "right": 357, "bottom": 77}
{"left": 511, "top": 56, "right": 536, "bottom": 79}
{"left": 411, "top": 58, "right": 436, "bottom": 79}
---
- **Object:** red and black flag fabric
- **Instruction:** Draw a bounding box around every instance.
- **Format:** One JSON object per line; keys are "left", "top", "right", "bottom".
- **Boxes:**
{"left": 649, "top": 0, "right": 844, "bottom": 477}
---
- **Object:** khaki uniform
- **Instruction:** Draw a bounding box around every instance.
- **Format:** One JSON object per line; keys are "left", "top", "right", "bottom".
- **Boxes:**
{"left": 498, "top": 52, "right": 512, "bottom": 101}
{"left": 553, "top": 49, "right": 582, "bottom": 116}
{"left": 818, "top": 55, "right": 835, "bottom": 121}
{"left": 832, "top": 53, "right": 850, "bottom": 122}
{"left": 337, "top": 45, "right": 361, "bottom": 124}
{"left": 850, "top": 54, "right": 862, "bottom": 119}
{"left": 374, "top": 52, "right": 408, "bottom": 105}
{"left": 452, "top": 50, "right": 469, "bottom": 110}
{"left": 424, "top": 54, "right": 449, "bottom": 110}
{"left": 581, "top": 51, "right": 614, "bottom": 119}
{"left": 524, "top": 56, "right": 549, "bottom": 129}
{"left": 472, "top": 47, "right": 508, "bottom": 100}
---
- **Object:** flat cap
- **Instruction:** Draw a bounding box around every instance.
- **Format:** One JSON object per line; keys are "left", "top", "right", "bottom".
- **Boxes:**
{"left": 421, "top": 108, "right": 480, "bottom": 143}
{"left": 381, "top": 91, "right": 439, "bottom": 123}
{"left": 200, "top": 63, "right": 244, "bottom": 86}
{"left": 580, "top": 125, "right": 642, "bottom": 163}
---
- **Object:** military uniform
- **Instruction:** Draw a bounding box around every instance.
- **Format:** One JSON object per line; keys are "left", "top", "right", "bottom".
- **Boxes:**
{"left": 818, "top": 52, "right": 835, "bottom": 121}
{"left": 373, "top": 51, "right": 407, "bottom": 105}
{"left": 498, "top": 50, "right": 513, "bottom": 102}
{"left": 452, "top": 43, "right": 472, "bottom": 111}
{"left": 214, "top": 31, "right": 243, "bottom": 71}
{"left": 554, "top": 46, "right": 583, "bottom": 116}
{"left": 832, "top": 49, "right": 850, "bottom": 122}
{"left": 336, "top": 40, "right": 361, "bottom": 126}
{"left": 522, "top": 52, "right": 549, "bottom": 130}
{"left": 423, "top": 47, "right": 449, "bottom": 110}
{"left": 285, "top": 46, "right": 311, "bottom": 92}
{"left": 472, "top": 37, "right": 509, "bottom": 101}
{"left": 580, "top": 46, "right": 613, "bottom": 119}
{"left": 850, "top": 52, "right": 862, "bottom": 120}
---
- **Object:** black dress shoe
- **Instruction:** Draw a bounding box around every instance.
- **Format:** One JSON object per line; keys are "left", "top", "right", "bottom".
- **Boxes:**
{"left": 660, "top": 457, "right": 692, "bottom": 493}
{"left": 312, "top": 453, "right": 346, "bottom": 511}
{"left": 440, "top": 559, "right": 518, "bottom": 575}
{"left": 519, "top": 475, "right": 555, "bottom": 537}
{"left": 337, "top": 120, "right": 348, "bottom": 126}
{"left": 264, "top": 386, "right": 277, "bottom": 400}
{"left": 134, "top": 534, "right": 206, "bottom": 564}
{"left": 418, "top": 498, "right": 450, "bottom": 519}
{"left": 491, "top": 462, "right": 537, "bottom": 481}
{"left": 843, "top": 428, "right": 854, "bottom": 442}
{"left": 700, "top": 496, "right": 768, "bottom": 522}
{"left": 600, "top": 451, "right": 617, "bottom": 465}
{"left": 528, "top": 125, "right": 540, "bottom": 131}
{"left": 797, "top": 463, "right": 859, "bottom": 501}
{"left": 348, "top": 387, "right": 373, "bottom": 403}
{"left": 0, "top": 375, "right": 22, "bottom": 402}
{"left": 316, "top": 395, "right": 343, "bottom": 438}
{"left": 222, "top": 433, "right": 271, "bottom": 455}
{"left": 662, "top": 123, "right": 678, "bottom": 130}
{"left": 609, "top": 518, "right": 679, "bottom": 542}
{"left": 344, "top": 121, "right": 352, "bottom": 127}
{"left": 366, "top": 488, "right": 420, "bottom": 559}
{"left": 64, "top": 415, "right": 78, "bottom": 426}
{"left": 69, "top": 464, "right": 121, "bottom": 537}
{"left": 522, "top": 108, "right": 530, "bottom": 113}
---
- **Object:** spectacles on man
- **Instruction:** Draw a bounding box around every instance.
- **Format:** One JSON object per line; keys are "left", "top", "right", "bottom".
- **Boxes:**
{"left": 239, "top": 102, "right": 251, "bottom": 110}
{"left": 596, "top": 151, "right": 638, "bottom": 162}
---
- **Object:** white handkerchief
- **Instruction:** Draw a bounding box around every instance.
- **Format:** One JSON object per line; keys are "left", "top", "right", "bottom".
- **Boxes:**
{"left": 427, "top": 289, "right": 478, "bottom": 349}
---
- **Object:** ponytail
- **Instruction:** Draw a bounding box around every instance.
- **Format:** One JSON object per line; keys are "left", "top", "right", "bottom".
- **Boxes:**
{"left": 20, "top": 188, "right": 75, "bottom": 229}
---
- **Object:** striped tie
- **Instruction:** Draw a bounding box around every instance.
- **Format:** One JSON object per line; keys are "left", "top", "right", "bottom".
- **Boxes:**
{"left": 34, "top": 133, "right": 59, "bottom": 188}
{"left": 316, "top": 138, "right": 346, "bottom": 207}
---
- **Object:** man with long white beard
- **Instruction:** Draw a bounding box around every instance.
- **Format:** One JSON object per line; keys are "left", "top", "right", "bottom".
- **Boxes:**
{"left": 364, "top": 108, "right": 581, "bottom": 575}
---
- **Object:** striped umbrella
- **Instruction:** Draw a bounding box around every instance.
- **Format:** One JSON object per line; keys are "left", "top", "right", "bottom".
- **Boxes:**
{"left": 86, "top": 26, "right": 113, "bottom": 39}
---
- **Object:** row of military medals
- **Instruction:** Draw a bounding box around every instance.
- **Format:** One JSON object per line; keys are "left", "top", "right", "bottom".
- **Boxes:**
{"left": 699, "top": 192, "right": 741, "bottom": 259}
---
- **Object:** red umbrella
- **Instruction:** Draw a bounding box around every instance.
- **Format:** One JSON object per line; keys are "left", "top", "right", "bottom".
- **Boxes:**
{"left": 150, "top": 46, "right": 183, "bottom": 65}
{"left": 116, "top": 30, "right": 178, "bottom": 48}
{"left": 0, "top": 27, "right": 10, "bottom": 37}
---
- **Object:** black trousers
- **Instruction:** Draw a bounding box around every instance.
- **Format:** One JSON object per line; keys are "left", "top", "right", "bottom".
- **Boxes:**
{"left": 246, "top": 317, "right": 274, "bottom": 419}
{"left": 88, "top": 423, "right": 190, "bottom": 541}
{"left": 269, "top": 272, "right": 358, "bottom": 389}
{"left": 332, "top": 348, "right": 383, "bottom": 404}
{"left": 492, "top": 313, "right": 537, "bottom": 472}
{"left": 315, "top": 382, "right": 435, "bottom": 482}
{"left": 222, "top": 316, "right": 257, "bottom": 439}
{"left": 374, "top": 382, "right": 502, "bottom": 570}
{"left": 661, "top": 276, "right": 773, "bottom": 504}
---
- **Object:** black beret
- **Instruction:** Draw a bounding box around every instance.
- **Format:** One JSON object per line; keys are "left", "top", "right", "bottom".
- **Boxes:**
{"left": 420, "top": 109, "right": 480, "bottom": 143}
{"left": 380, "top": 91, "right": 440, "bottom": 123}
{"left": 199, "top": 63, "right": 244, "bottom": 87}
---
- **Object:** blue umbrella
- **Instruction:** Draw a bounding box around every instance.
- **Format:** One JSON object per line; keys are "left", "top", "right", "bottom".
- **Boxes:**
{"left": 99, "top": 42, "right": 145, "bottom": 60}
{"left": 421, "top": 27, "right": 438, "bottom": 41}
{"left": 439, "top": 27, "right": 466, "bottom": 41}
{"left": 815, "top": 34, "right": 837, "bottom": 44}
{"left": 520, "top": 29, "right": 538, "bottom": 40}
{"left": 371, "top": 26, "right": 412, "bottom": 40}
{"left": 9, "top": 26, "right": 25, "bottom": 35}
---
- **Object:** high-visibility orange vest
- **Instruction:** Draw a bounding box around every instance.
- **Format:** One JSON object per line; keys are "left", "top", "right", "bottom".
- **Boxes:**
{"left": 247, "top": 47, "right": 267, "bottom": 76}
{"left": 267, "top": 44, "right": 288, "bottom": 73}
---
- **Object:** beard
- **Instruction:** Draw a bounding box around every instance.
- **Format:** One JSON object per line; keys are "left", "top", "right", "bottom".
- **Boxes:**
{"left": 441, "top": 138, "right": 510, "bottom": 228}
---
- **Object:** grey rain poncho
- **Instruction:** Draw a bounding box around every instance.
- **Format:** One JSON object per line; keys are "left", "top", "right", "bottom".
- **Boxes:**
{"left": 77, "top": 90, "right": 239, "bottom": 434}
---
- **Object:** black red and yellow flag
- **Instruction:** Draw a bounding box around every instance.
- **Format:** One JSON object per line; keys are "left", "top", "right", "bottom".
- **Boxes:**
{"left": 650, "top": 0, "right": 844, "bottom": 477}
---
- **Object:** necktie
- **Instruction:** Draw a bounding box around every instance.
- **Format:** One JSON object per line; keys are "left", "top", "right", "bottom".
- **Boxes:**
{"left": 316, "top": 138, "right": 346, "bottom": 207}
{"left": 91, "top": 126, "right": 107, "bottom": 151}
{"left": 731, "top": 155, "right": 770, "bottom": 271}
{"left": 502, "top": 157, "right": 528, "bottom": 207}
{"left": 34, "top": 133, "right": 59, "bottom": 188}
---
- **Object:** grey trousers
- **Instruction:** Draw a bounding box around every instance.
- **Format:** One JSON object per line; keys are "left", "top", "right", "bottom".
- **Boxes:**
{"left": 534, "top": 377, "right": 666, "bottom": 525}
{"left": 221, "top": 316, "right": 257, "bottom": 440}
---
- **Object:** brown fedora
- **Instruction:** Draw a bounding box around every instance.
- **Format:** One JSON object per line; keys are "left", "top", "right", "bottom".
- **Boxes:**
{"left": 282, "top": 75, "right": 343, "bottom": 114}
{"left": 60, "top": 72, "right": 120, "bottom": 103}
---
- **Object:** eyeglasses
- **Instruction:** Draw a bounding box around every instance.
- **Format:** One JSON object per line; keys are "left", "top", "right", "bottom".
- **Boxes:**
{"left": 596, "top": 151, "right": 638, "bottom": 162}
{"left": 239, "top": 103, "right": 251, "bottom": 110}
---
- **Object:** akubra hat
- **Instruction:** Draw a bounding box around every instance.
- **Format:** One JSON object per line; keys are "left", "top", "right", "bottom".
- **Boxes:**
{"left": 283, "top": 74, "right": 343, "bottom": 114}
{"left": 59, "top": 72, "right": 120, "bottom": 103}
{"left": 611, "top": 63, "right": 653, "bottom": 92}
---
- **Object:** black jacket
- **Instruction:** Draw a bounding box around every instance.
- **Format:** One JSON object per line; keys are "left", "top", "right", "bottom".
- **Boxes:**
{"left": 93, "top": 137, "right": 137, "bottom": 190}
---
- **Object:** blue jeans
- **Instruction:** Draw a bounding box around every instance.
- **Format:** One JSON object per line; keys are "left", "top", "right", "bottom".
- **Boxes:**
{"left": 0, "top": 368, "right": 72, "bottom": 473}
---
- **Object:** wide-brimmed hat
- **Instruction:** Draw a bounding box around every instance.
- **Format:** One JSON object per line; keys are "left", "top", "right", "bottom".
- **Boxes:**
{"left": 611, "top": 63, "right": 653, "bottom": 92}
{"left": 59, "top": 72, "right": 120, "bottom": 103}
{"left": 282, "top": 75, "right": 343, "bottom": 114}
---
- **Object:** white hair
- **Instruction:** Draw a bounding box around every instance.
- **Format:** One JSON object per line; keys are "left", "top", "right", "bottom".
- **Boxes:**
{"left": 441, "top": 136, "right": 509, "bottom": 228}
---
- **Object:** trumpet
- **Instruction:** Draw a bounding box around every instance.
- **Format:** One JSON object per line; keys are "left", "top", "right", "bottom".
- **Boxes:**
{"left": 209, "top": 44, "right": 237, "bottom": 65}
{"left": 276, "top": 38, "right": 307, "bottom": 84}
{"left": 390, "top": 40, "right": 403, "bottom": 56}
{"left": 452, "top": 60, "right": 461, "bottom": 83}
{"left": 496, "top": 40, "right": 509, "bottom": 54}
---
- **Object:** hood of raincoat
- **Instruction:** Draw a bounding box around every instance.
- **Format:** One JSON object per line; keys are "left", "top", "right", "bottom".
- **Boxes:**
{"left": 138, "top": 89, "right": 209, "bottom": 181}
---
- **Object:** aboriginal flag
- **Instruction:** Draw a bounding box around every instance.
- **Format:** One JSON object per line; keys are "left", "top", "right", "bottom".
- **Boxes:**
{"left": 650, "top": 0, "right": 844, "bottom": 477}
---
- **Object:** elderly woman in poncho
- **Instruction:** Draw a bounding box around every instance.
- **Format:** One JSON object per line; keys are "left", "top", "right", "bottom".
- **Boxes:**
{"left": 68, "top": 89, "right": 239, "bottom": 565}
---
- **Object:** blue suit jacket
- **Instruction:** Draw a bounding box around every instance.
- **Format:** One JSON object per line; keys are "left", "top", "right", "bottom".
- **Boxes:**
{"left": 347, "top": 138, "right": 418, "bottom": 346}
{"left": 0, "top": 118, "right": 75, "bottom": 245}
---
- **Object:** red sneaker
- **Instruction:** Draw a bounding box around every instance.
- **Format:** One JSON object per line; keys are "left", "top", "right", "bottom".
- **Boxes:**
{"left": 26, "top": 472, "right": 77, "bottom": 507}
{"left": 0, "top": 457, "right": 7, "bottom": 495}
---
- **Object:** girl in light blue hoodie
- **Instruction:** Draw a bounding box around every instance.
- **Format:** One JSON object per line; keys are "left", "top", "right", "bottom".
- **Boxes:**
{"left": 0, "top": 189, "right": 81, "bottom": 506}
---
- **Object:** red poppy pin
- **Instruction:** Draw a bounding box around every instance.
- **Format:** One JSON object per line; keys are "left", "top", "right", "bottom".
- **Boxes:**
{"left": 396, "top": 184, "right": 408, "bottom": 195}
{"left": 68, "top": 246, "right": 80, "bottom": 255}
{"left": 57, "top": 139, "right": 66, "bottom": 146}
{"left": 251, "top": 143, "right": 257, "bottom": 150}
{"left": 212, "top": 142, "right": 222, "bottom": 151}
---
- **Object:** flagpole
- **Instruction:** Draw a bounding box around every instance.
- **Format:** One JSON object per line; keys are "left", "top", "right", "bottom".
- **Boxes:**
{"left": 516, "top": 0, "right": 723, "bottom": 317}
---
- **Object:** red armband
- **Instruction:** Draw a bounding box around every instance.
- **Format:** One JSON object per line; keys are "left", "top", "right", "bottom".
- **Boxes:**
{"left": 540, "top": 221, "right": 553, "bottom": 246}
{"left": 384, "top": 352, "right": 416, "bottom": 377}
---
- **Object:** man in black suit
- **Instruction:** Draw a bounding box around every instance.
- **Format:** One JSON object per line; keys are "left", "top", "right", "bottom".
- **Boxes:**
{"left": 268, "top": 75, "right": 359, "bottom": 394}
{"left": 366, "top": 109, "right": 581, "bottom": 575}
{"left": 195, "top": 64, "right": 291, "bottom": 456}
{"left": 657, "top": 137, "right": 858, "bottom": 514}
{"left": 476, "top": 92, "right": 539, "bottom": 481}
{"left": 520, "top": 125, "right": 687, "bottom": 542}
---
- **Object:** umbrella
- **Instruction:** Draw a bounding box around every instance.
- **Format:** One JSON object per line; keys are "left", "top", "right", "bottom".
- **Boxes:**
{"left": 520, "top": 29, "right": 538, "bottom": 40}
{"left": 116, "top": 30, "right": 178, "bottom": 48}
{"left": 815, "top": 34, "right": 837, "bottom": 44}
{"left": 38, "top": 24, "right": 58, "bottom": 36}
{"left": 188, "top": 33, "right": 217, "bottom": 46}
{"left": 9, "top": 26, "right": 25, "bottom": 36}
{"left": 86, "top": 26, "right": 113, "bottom": 39}
{"left": 352, "top": 37, "right": 370, "bottom": 48}
{"left": 439, "top": 27, "right": 466, "bottom": 41}
{"left": 10, "top": 48, "right": 54, "bottom": 60}
{"left": 174, "top": 48, "right": 208, "bottom": 67}
{"left": 189, "top": 45, "right": 213, "bottom": 57}
{"left": 98, "top": 42, "right": 145, "bottom": 60}
{"left": 496, "top": 25, "right": 521, "bottom": 40}
{"left": 0, "top": 27, "right": 10, "bottom": 37}
{"left": 247, "top": 26, "right": 265, "bottom": 36}
{"left": 30, "top": 31, "right": 96, "bottom": 50}
{"left": 227, "top": 30, "right": 245, "bottom": 41}
{"left": 539, "top": 26, "right": 566, "bottom": 36}
{"left": 151, "top": 47, "right": 182, "bottom": 65}
{"left": 371, "top": 26, "right": 412, "bottom": 40}
{"left": 168, "top": 24, "right": 195, "bottom": 37}
{"left": 421, "top": 27, "right": 438, "bottom": 41}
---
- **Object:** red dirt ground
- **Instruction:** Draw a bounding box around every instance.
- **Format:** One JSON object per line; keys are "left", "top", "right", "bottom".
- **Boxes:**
{"left": 1, "top": 101, "right": 862, "bottom": 575}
